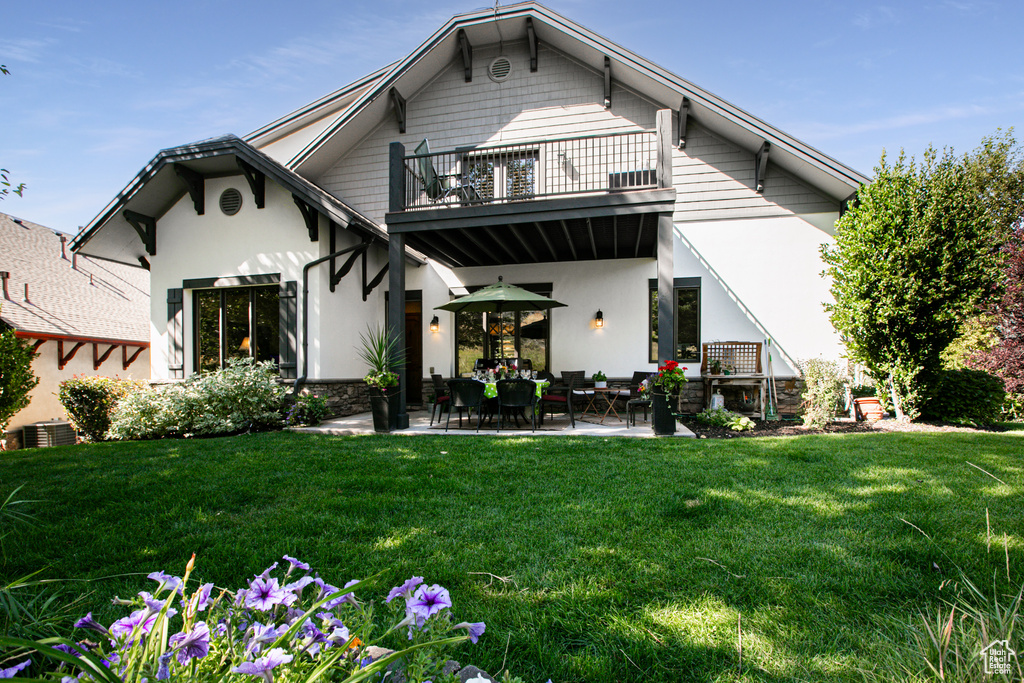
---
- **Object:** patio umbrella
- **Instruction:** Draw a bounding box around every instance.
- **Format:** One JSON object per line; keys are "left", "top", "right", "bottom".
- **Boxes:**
{"left": 435, "top": 276, "right": 566, "bottom": 355}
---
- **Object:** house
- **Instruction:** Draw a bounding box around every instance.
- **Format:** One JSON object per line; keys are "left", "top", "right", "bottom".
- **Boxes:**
{"left": 70, "top": 2, "right": 867, "bottom": 426}
{"left": 1, "top": 213, "right": 150, "bottom": 445}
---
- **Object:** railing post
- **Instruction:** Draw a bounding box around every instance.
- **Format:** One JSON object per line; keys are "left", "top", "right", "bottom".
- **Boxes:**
{"left": 389, "top": 142, "right": 406, "bottom": 213}
{"left": 656, "top": 109, "right": 673, "bottom": 189}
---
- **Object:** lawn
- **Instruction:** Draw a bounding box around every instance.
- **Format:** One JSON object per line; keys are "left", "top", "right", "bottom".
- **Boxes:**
{"left": 2, "top": 430, "right": 1022, "bottom": 682}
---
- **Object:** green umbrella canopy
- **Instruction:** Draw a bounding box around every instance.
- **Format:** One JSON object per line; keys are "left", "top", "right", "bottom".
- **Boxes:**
{"left": 434, "top": 276, "right": 567, "bottom": 314}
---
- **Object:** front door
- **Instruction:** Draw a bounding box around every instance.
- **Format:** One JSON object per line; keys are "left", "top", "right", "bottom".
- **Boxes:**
{"left": 404, "top": 300, "right": 423, "bottom": 406}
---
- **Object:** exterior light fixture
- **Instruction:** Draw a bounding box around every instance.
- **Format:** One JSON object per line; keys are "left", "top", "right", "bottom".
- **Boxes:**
{"left": 430, "top": 315, "right": 440, "bottom": 333}
{"left": 239, "top": 336, "right": 251, "bottom": 352}
{"left": 595, "top": 310, "right": 604, "bottom": 328}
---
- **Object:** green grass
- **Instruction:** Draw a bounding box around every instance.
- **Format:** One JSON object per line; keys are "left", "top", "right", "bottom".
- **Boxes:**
{"left": 2, "top": 431, "right": 1022, "bottom": 682}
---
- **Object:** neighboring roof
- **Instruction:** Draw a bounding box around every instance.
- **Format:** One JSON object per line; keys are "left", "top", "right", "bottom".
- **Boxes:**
{"left": 0, "top": 213, "right": 149, "bottom": 343}
{"left": 275, "top": 2, "right": 868, "bottom": 201}
{"left": 71, "top": 135, "right": 391, "bottom": 267}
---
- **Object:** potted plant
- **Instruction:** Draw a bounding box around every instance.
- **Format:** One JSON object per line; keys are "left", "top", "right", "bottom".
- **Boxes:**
{"left": 851, "top": 384, "right": 885, "bottom": 422}
{"left": 709, "top": 359, "right": 723, "bottom": 375}
{"left": 357, "top": 324, "right": 404, "bottom": 432}
{"left": 592, "top": 371, "right": 607, "bottom": 389}
{"left": 650, "top": 360, "right": 688, "bottom": 435}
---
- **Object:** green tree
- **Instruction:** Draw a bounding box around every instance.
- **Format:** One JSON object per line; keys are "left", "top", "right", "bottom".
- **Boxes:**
{"left": 822, "top": 148, "right": 1001, "bottom": 420}
{"left": 0, "top": 323, "right": 40, "bottom": 435}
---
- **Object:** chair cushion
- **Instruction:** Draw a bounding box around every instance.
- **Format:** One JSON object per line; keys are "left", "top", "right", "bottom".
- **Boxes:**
{"left": 542, "top": 394, "right": 567, "bottom": 403}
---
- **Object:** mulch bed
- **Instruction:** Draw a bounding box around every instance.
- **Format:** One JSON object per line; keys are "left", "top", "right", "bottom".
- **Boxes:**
{"left": 678, "top": 416, "right": 1009, "bottom": 439}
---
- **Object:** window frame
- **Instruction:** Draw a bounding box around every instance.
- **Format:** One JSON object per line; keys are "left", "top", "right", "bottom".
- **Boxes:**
{"left": 451, "top": 282, "right": 552, "bottom": 374}
{"left": 191, "top": 283, "right": 280, "bottom": 373}
{"left": 459, "top": 147, "right": 542, "bottom": 202}
{"left": 648, "top": 277, "right": 701, "bottom": 364}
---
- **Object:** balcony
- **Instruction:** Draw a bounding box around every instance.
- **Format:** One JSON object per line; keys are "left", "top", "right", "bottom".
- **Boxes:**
{"left": 385, "top": 111, "right": 677, "bottom": 268}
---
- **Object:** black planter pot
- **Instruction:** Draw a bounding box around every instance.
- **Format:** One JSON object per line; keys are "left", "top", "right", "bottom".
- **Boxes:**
{"left": 369, "top": 388, "right": 391, "bottom": 433}
{"left": 651, "top": 391, "right": 677, "bottom": 435}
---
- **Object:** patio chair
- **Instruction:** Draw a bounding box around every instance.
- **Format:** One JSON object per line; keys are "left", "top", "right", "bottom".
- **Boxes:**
{"left": 541, "top": 371, "right": 582, "bottom": 428}
{"left": 626, "top": 371, "right": 652, "bottom": 427}
{"left": 415, "top": 139, "right": 482, "bottom": 204}
{"left": 445, "top": 379, "right": 486, "bottom": 432}
{"left": 429, "top": 374, "right": 450, "bottom": 426}
{"left": 496, "top": 379, "right": 538, "bottom": 432}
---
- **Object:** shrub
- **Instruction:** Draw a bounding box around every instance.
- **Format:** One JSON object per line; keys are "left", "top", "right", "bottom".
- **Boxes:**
{"left": 799, "top": 358, "right": 846, "bottom": 429}
{"left": 107, "top": 358, "right": 286, "bottom": 440}
{"left": 696, "top": 407, "right": 755, "bottom": 431}
{"left": 1, "top": 555, "right": 488, "bottom": 683}
{"left": 286, "top": 393, "right": 329, "bottom": 427}
{"left": 0, "top": 328, "right": 39, "bottom": 436}
{"left": 922, "top": 368, "right": 1005, "bottom": 424}
{"left": 58, "top": 376, "right": 142, "bottom": 442}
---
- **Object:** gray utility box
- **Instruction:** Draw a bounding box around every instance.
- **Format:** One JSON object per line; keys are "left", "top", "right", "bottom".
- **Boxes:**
{"left": 22, "top": 421, "right": 77, "bottom": 448}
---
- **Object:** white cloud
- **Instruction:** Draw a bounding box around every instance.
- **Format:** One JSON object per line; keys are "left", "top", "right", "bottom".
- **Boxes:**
{"left": 0, "top": 37, "right": 56, "bottom": 64}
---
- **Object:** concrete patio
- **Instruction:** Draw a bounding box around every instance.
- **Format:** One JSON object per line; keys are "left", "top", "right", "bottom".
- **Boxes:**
{"left": 290, "top": 409, "right": 696, "bottom": 437}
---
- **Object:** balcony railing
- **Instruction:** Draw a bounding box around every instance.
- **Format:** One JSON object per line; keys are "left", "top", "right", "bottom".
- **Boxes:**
{"left": 396, "top": 130, "right": 659, "bottom": 212}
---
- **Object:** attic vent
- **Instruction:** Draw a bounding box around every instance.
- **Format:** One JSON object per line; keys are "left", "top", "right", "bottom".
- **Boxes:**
{"left": 219, "top": 188, "right": 243, "bottom": 216}
{"left": 488, "top": 56, "right": 512, "bottom": 83}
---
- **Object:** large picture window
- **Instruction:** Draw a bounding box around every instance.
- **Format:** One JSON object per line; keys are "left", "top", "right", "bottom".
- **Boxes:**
{"left": 454, "top": 283, "right": 550, "bottom": 375}
{"left": 649, "top": 277, "right": 700, "bottom": 363}
{"left": 194, "top": 286, "right": 279, "bottom": 372}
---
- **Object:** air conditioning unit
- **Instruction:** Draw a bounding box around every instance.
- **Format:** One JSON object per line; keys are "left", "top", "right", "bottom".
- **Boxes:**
{"left": 22, "top": 421, "right": 77, "bottom": 448}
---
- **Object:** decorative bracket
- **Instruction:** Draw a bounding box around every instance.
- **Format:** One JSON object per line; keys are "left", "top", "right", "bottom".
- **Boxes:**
{"left": 362, "top": 257, "right": 389, "bottom": 302}
{"left": 93, "top": 343, "right": 117, "bottom": 371}
{"left": 173, "top": 164, "right": 205, "bottom": 215}
{"left": 755, "top": 141, "right": 770, "bottom": 193}
{"left": 527, "top": 18, "right": 538, "bottom": 72}
{"left": 603, "top": 56, "right": 612, "bottom": 109}
{"left": 31, "top": 339, "right": 46, "bottom": 353}
{"left": 292, "top": 195, "right": 319, "bottom": 242}
{"left": 458, "top": 29, "right": 473, "bottom": 82}
{"left": 328, "top": 222, "right": 371, "bottom": 292}
{"left": 678, "top": 97, "right": 689, "bottom": 148}
{"left": 123, "top": 345, "right": 145, "bottom": 371}
{"left": 57, "top": 340, "right": 85, "bottom": 370}
{"left": 390, "top": 87, "right": 406, "bottom": 134}
{"left": 123, "top": 210, "right": 156, "bottom": 256}
{"left": 138, "top": 256, "right": 151, "bottom": 271}
{"left": 237, "top": 159, "right": 266, "bottom": 209}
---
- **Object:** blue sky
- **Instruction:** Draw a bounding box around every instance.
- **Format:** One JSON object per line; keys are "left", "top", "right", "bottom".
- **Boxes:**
{"left": 2, "top": 0, "right": 1023, "bottom": 234}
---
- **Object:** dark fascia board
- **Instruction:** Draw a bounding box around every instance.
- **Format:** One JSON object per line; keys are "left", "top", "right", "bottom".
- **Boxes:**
{"left": 71, "top": 135, "right": 391, "bottom": 256}
{"left": 285, "top": 1, "right": 869, "bottom": 193}
{"left": 648, "top": 277, "right": 700, "bottom": 289}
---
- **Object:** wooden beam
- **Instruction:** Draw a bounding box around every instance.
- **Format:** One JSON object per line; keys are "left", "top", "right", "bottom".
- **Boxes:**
{"left": 123, "top": 345, "right": 144, "bottom": 371}
{"left": 57, "top": 340, "right": 85, "bottom": 371}
{"left": 363, "top": 262, "right": 389, "bottom": 301}
{"left": 333, "top": 243, "right": 369, "bottom": 288}
{"left": 431, "top": 229, "right": 481, "bottom": 267}
{"left": 508, "top": 224, "right": 540, "bottom": 262}
{"left": 93, "top": 343, "right": 117, "bottom": 371}
{"left": 390, "top": 87, "right": 407, "bottom": 134}
{"left": 560, "top": 220, "right": 578, "bottom": 260}
{"left": 755, "top": 141, "right": 770, "bottom": 193}
{"left": 483, "top": 225, "right": 521, "bottom": 264}
{"left": 603, "top": 56, "right": 612, "bottom": 109}
{"left": 586, "top": 217, "right": 598, "bottom": 259}
{"left": 237, "top": 158, "right": 266, "bottom": 209}
{"left": 534, "top": 222, "right": 558, "bottom": 261}
{"left": 292, "top": 195, "right": 319, "bottom": 241}
{"left": 123, "top": 210, "right": 156, "bottom": 256}
{"left": 612, "top": 215, "right": 618, "bottom": 259}
{"left": 678, "top": 97, "right": 690, "bottom": 148}
{"left": 174, "top": 163, "right": 205, "bottom": 215}
{"left": 458, "top": 29, "right": 473, "bottom": 82}
{"left": 526, "top": 18, "right": 538, "bottom": 72}
{"left": 656, "top": 109, "right": 673, "bottom": 190}
{"left": 460, "top": 228, "right": 501, "bottom": 265}
{"left": 633, "top": 213, "right": 646, "bottom": 258}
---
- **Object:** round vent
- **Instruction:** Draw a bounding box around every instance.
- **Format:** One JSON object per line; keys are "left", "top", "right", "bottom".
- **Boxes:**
{"left": 219, "top": 188, "right": 243, "bottom": 216}
{"left": 488, "top": 56, "right": 512, "bottom": 83}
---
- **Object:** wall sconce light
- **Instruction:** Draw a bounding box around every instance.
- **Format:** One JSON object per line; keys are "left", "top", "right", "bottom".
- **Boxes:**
{"left": 239, "top": 336, "right": 251, "bottom": 352}
{"left": 430, "top": 315, "right": 440, "bottom": 333}
{"left": 595, "top": 310, "right": 604, "bottom": 328}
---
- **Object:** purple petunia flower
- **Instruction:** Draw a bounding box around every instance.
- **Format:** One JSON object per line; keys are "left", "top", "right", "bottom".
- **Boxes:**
{"left": 147, "top": 571, "right": 183, "bottom": 595}
{"left": 284, "top": 576, "right": 316, "bottom": 598}
{"left": 282, "top": 555, "right": 309, "bottom": 572}
{"left": 256, "top": 562, "right": 278, "bottom": 581}
{"left": 230, "top": 647, "right": 293, "bottom": 683}
{"left": 325, "top": 625, "right": 350, "bottom": 647}
{"left": 169, "top": 621, "right": 211, "bottom": 664}
{"left": 245, "top": 577, "right": 295, "bottom": 611}
{"left": 73, "top": 612, "right": 108, "bottom": 635}
{"left": 51, "top": 644, "right": 78, "bottom": 656}
{"left": 246, "top": 622, "right": 289, "bottom": 654}
{"left": 406, "top": 584, "right": 451, "bottom": 620}
{"left": 0, "top": 659, "right": 30, "bottom": 678}
{"left": 138, "top": 592, "right": 179, "bottom": 620}
{"left": 110, "top": 609, "right": 159, "bottom": 644}
{"left": 386, "top": 576, "right": 424, "bottom": 604}
{"left": 454, "top": 621, "right": 486, "bottom": 644}
{"left": 156, "top": 652, "right": 172, "bottom": 681}
{"left": 194, "top": 583, "right": 215, "bottom": 612}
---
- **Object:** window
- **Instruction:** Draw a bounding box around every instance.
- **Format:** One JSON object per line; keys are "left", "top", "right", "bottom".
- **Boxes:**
{"left": 194, "top": 286, "right": 279, "bottom": 372}
{"left": 649, "top": 278, "right": 700, "bottom": 363}
{"left": 454, "top": 284, "right": 551, "bottom": 375}
{"left": 463, "top": 150, "right": 538, "bottom": 201}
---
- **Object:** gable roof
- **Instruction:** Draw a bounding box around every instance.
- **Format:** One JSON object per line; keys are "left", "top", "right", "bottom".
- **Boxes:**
{"left": 71, "top": 135, "right": 390, "bottom": 267}
{"left": 266, "top": 2, "right": 868, "bottom": 202}
{"left": 0, "top": 213, "right": 149, "bottom": 343}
